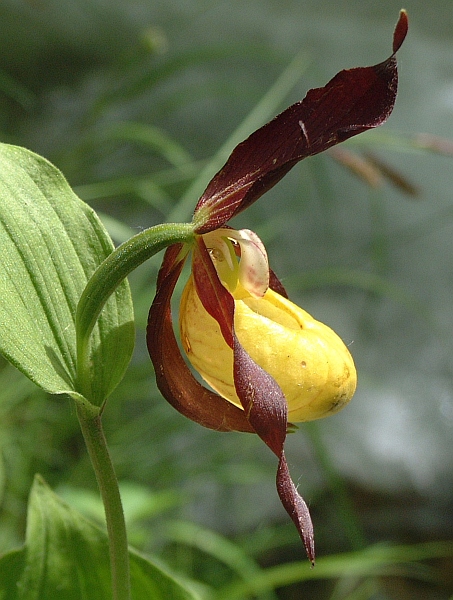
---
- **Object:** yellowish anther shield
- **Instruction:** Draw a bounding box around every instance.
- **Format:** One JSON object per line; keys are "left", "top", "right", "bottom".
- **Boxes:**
{"left": 180, "top": 276, "right": 357, "bottom": 422}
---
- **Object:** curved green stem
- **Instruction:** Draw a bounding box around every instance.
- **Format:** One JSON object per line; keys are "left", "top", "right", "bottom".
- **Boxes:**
{"left": 75, "top": 397, "right": 130, "bottom": 600}
{"left": 75, "top": 222, "right": 194, "bottom": 396}
{"left": 74, "top": 222, "right": 194, "bottom": 597}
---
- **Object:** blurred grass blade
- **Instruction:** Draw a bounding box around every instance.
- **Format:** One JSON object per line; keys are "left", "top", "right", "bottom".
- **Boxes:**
{"left": 289, "top": 267, "right": 432, "bottom": 322}
{"left": 98, "top": 212, "right": 138, "bottom": 245}
{"left": 74, "top": 161, "right": 204, "bottom": 208}
{"left": 0, "top": 144, "right": 134, "bottom": 403}
{"left": 215, "top": 541, "right": 453, "bottom": 600}
{"left": 165, "top": 520, "right": 278, "bottom": 600}
{"left": 167, "top": 50, "right": 310, "bottom": 223}
{"left": 107, "top": 122, "right": 194, "bottom": 170}
{"left": 0, "top": 68, "right": 35, "bottom": 110}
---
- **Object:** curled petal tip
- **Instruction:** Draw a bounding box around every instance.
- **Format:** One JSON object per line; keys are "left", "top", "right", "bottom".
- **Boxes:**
{"left": 277, "top": 454, "right": 315, "bottom": 563}
{"left": 393, "top": 10, "right": 408, "bottom": 54}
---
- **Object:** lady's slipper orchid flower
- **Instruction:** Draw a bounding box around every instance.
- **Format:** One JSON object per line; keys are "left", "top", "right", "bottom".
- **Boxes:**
{"left": 180, "top": 228, "right": 357, "bottom": 424}
{"left": 147, "top": 12, "right": 407, "bottom": 564}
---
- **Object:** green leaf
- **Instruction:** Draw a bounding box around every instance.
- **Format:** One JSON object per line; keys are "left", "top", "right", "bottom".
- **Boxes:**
{"left": 0, "top": 475, "right": 198, "bottom": 600}
{"left": 0, "top": 143, "right": 134, "bottom": 403}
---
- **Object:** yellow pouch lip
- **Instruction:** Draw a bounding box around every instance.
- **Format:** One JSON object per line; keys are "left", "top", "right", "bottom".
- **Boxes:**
{"left": 180, "top": 276, "right": 357, "bottom": 423}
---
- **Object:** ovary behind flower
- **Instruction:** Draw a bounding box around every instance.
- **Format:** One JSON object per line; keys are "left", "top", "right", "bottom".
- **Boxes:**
{"left": 180, "top": 275, "right": 357, "bottom": 423}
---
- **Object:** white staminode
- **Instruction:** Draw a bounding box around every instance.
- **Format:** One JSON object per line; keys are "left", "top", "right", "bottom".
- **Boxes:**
{"left": 202, "top": 228, "right": 269, "bottom": 298}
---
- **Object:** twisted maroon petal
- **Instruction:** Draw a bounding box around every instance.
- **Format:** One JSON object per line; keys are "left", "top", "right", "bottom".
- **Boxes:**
{"left": 277, "top": 454, "right": 315, "bottom": 564}
{"left": 232, "top": 336, "right": 287, "bottom": 455}
{"left": 147, "top": 243, "right": 254, "bottom": 432}
{"left": 193, "top": 238, "right": 316, "bottom": 562}
{"left": 194, "top": 11, "right": 408, "bottom": 234}
{"left": 233, "top": 336, "right": 315, "bottom": 563}
{"left": 192, "top": 236, "right": 235, "bottom": 348}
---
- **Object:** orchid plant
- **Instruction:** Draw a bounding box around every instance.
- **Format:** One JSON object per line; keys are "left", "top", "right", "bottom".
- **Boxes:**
{"left": 0, "top": 11, "right": 407, "bottom": 600}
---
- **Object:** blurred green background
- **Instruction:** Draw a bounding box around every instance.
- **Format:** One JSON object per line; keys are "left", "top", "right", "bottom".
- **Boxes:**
{"left": 1, "top": 0, "right": 453, "bottom": 598}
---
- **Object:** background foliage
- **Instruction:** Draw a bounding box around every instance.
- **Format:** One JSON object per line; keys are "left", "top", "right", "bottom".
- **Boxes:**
{"left": 1, "top": 0, "right": 453, "bottom": 598}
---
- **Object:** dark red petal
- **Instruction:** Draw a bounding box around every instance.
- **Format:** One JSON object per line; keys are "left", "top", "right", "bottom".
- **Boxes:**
{"left": 269, "top": 268, "right": 288, "bottom": 298}
{"left": 277, "top": 453, "right": 315, "bottom": 565}
{"left": 192, "top": 237, "right": 284, "bottom": 444}
{"left": 393, "top": 10, "right": 408, "bottom": 54}
{"left": 233, "top": 335, "right": 287, "bottom": 455}
{"left": 193, "top": 13, "right": 407, "bottom": 234}
{"left": 233, "top": 335, "right": 315, "bottom": 562}
{"left": 192, "top": 237, "right": 317, "bottom": 561}
{"left": 192, "top": 236, "right": 235, "bottom": 348}
{"left": 147, "top": 244, "right": 254, "bottom": 432}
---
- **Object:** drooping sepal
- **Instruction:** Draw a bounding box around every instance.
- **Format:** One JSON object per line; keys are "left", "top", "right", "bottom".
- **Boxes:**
{"left": 233, "top": 335, "right": 315, "bottom": 563}
{"left": 191, "top": 236, "right": 318, "bottom": 561}
{"left": 192, "top": 236, "right": 236, "bottom": 348}
{"left": 232, "top": 335, "right": 287, "bottom": 455}
{"left": 277, "top": 454, "right": 315, "bottom": 565}
{"left": 147, "top": 243, "right": 253, "bottom": 432}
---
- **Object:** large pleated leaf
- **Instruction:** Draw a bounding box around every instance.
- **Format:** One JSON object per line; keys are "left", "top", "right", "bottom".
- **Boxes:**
{"left": 0, "top": 143, "right": 134, "bottom": 404}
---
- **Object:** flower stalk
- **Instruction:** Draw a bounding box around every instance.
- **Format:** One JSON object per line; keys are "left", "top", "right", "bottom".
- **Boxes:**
{"left": 74, "top": 222, "right": 194, "bottom": 598}
{"left": 75, "top": 398, "right": 131, "bottom": 600}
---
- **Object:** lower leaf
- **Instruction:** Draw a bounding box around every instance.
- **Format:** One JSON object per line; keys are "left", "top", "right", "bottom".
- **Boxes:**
{"left": 0, "top": 475, "right": 198, "bottom": 600}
